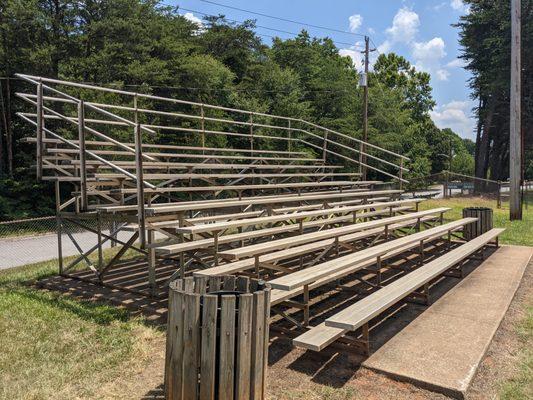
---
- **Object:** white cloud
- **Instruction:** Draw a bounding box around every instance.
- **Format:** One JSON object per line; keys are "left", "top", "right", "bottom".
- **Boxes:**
{"left": 446, "top": 58, "right": 466, "bottom": 68}
{"left": 368, "top": 27, "right": 376, "bottom": 34}
{"left": 430, "top": 100, "right": 476, "bottom": 138}
{"left": 183, "top": 12, "right": 203, "bottom": 27}
{"left": 412, "top": 37, "right": 446, "bottom": 62}
{"left": 348, "top": 14, "right": 363, "bottom": 32}
{"left": 385, "top": 7, "right": 420, "bottom": 44}
{"left": 339, "top": 42, "right": 364, "bottom": 71}
{"left": 450, "top": 0, "right": 470, "bottom": 13}
{"left": 436, "top": 69, "right": 451, "bottom": 81}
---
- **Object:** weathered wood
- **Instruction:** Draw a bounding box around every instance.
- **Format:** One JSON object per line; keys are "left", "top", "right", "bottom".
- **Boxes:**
{"left": 235, "top": 293, "right": 253, "bottom": 400}
{"left": 510, "top": 0, "right": 522, "bottom": 220}
{"left": 325, "top": 229, "right": 504, "bottom": 331}
{"left": 218, "top": 295, "right": 236, "bottom": 399}
{"left": 250, "top": 291, "right": 266, "bottom": 400}
{"left": 199, "top": 294, "right": 217, "bottom": 400}
{"left": 182, "top": 293, "right": 201, "bottom": 400}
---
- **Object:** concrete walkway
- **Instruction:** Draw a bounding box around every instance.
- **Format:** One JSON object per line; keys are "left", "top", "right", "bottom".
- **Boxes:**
{"left": 363, "top": 245, "right": 532, "bottom": 399}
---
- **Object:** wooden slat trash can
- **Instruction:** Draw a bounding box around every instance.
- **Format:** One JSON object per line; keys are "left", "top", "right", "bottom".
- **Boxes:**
{"left": 462, "top": 207, "right": 493, "bottom": 240}
{"left": 165, "top": 275, "right": 271, "bottom": 400}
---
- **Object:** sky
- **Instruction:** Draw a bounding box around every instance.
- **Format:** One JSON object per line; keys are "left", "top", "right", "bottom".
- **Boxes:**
{"left": 169, "top": 0, "right": 476, "bottom": 140}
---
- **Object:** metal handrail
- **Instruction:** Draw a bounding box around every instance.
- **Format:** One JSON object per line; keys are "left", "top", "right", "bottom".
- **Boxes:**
{"left": 16, "top": 74, "right": 409, "bottom": 182}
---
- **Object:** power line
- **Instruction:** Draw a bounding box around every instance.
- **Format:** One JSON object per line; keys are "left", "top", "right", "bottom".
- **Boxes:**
{"left": 198, "top": 0, "right": 368, "bottom": 38}
{"left": 179, "top": 6, "right": 364, "bottom": 49}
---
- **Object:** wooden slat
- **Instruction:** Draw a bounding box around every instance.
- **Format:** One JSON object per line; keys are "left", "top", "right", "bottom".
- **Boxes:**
{"left": 325, "top": 228, "right": 505, "bottom": 331}
{"left": 182, "top": 293, "right": 201, "bottom": 400}
{"left": 94, "top": 172, "right": 364, "bottom": 180}
{"left": 218, "top": 295, "right": 236, "bottom": 400}
{"left": 141, "top": 190, "right": 402, "bottom": 215}
{"left": 98, "top": 188, "right": 387, "bottom": 213}
{"left": 175, "top": 200, "right": 425, "bottom": 235}
{"left": 235, "top": 293, "right": 253, "bottom": 400}
{"left": 196, "top": 214, "right": 439, "bottom": 278}
{"left": 115, "top": 180, "right": 363, "bottom": 195}
{"left": 167, "top": 289, "right": 185, "bottom": 400}
{"left": 199, "top": 294, "right": 218, "bottom": 400}
{"left": 217, "top": 206, "right": 446, "bottom": 260}
{"left": 250, "top": 291, "right": 266, "bottom": 400}
{"left": 268, "top": 218, "right": 478, "bottom": 291}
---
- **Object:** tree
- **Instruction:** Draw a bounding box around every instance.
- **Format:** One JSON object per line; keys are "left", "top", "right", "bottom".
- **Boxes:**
{"left": 456, "top": 0, "right": 532, "bottom": 182}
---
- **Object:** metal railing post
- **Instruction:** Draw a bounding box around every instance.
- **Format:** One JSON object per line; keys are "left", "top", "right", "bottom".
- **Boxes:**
{"left": 78, "top": 100, "right": 88, "bottom": 211}
{"left": 358, "top": 142, "right": 363, "bottom": 175}
{"left": 288, "top": 119, "right": 292, "bottom": 156}
{"left": 200, "top": 104, "right": 205, "bottom": 154}
{"left": 250, "top": 112, "right": 254, "bottom": 151}
{"left": 36, "top": 81, "right": 44, "bottom": 179}
{"left": 399, "top": 158, "right": 404, "bottom": 190}
{"left": 133, "top": 94, "right": 146, "bottom": 248}
{"left": 322, "top": 129, "right": 328, "bottom": 163}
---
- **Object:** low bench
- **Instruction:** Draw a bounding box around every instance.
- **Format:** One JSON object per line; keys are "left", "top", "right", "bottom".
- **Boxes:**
{"left": 294, "top": 228, "right": 504, "bottom": 354}
{"left": 156, "top": 205, "right": 413, "bottom": 258}
{"left": 195, "top": 214, "right": 439, "bottom": 278}
{"left": 173, "top": 199, "right": 426, "bottom": 236}
{"left": 216, "top": 206, "right": 446, "bottom": 261}
{"left": 268, "top": 218, "right": 478, "bottom": 292}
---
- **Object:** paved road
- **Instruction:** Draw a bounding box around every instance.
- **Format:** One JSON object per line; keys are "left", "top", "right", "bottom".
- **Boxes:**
{"left": 0, "top": 230, "right": 134, "bottom": 270}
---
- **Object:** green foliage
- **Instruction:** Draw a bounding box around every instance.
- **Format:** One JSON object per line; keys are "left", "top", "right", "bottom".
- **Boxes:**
{"left": 0, "top": 0, "right": 473, "bottom": 218}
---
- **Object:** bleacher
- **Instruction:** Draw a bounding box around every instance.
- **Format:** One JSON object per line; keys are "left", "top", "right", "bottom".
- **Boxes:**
{"left": 17, "top": 73, "right": 504, "bottom": 355}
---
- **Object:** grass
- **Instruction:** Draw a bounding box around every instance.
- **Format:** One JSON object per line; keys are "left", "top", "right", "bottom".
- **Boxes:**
{"left": 499, "top": 305, "right": 533, "bottom": 400}
{"left": 0, "top": 256, "right": 162, "bottom": 400}
{"left": 419, "top": 197, "right": 533, "bottom": 246}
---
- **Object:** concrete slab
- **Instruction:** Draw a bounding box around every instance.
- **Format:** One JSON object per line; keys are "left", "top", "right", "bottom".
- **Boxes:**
{"left": 362, "top": 245, "right": 532, "bottom": 399}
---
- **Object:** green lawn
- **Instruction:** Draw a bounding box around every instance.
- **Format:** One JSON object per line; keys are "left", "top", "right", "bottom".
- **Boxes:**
{"left": 0, "top": 256, "right": 162, "bottom": 400}
{"left": 419, "top": 197, "right": 533, "bottom": 246}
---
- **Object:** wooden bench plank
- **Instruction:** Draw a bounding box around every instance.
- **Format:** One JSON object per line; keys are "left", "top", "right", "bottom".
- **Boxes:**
{"left": 174, "top": 200, "right": 427, "bottom": 235}
{"left": 156, "top": 205, "right": 411, "bottom": 255}
{"left": 217, "top": 205, "right": 443, "bottom": 260}
{"left": 98, "top": 189, "right": 397, "bottom": 214}
{"left": 94, "top": 172, "right": 364, "bottom": 180}
{"left": 114, "top": 180, "right": 366, "bottom": 195}
{"left": 268, "top": 218, "right": 478, "bottom": 291}
{"left": 290, "top": 231, "right": 460, "bottom": 351}
{"left": 325, "top": 228, "right": 505, "bottom": 331}
{"left": 195, "top": 215, "right": 438, "bottom": 278}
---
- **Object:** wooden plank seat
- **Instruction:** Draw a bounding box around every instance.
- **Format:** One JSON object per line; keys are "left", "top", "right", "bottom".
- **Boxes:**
{"left": 279, "top": 230, "right": 454, "bottom": 351}
{"left": 140, "top": 190, "right": 404, "bottom": 216}
{"left": 303, "top": 228, "right": 504, "bottom": 354}
{"left": 93, "top": 172, "right": 364, "bottom": 180}
{"left": 216, "top": 205, "right": 444, "bottom": 261}
{"left": 194, "top": 214, "right": 441, "bottom": 278}
{"left": 171, "top": 200, "right": 429, "bottom": 236}
{"left": 123, "top": 196, "right": 393, "bottom": 232}
{"left": 68, "top": 160, "right": 347, "bottom": 170}
{"left": 98, "top": 188, "right": 387, "bottom": 214}
{"left": 46, "top": 148, "right": 321, "bottom": 163}
{"left": 267, "top": 218, "right": 478, "bottom": 292}
{"left": 153, "top": 205, "right": 413, "bottom": 257}
{"left": 27, "top": 137, "right": 310, "bottom": 156}
{"left": 109, "top": 180, "right": 367, "bottom": 195}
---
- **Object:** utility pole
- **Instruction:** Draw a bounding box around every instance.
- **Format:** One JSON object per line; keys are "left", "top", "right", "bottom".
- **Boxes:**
{"left": 360, "top": 36, "right": 370, "bottom": 181}
{"left": 510, "top": 0, "right": 522, "bottom": 220}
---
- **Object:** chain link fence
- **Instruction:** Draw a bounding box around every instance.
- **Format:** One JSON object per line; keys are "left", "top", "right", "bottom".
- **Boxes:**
{"left": 0, "top": 215, "right": 127, "bottom": 270}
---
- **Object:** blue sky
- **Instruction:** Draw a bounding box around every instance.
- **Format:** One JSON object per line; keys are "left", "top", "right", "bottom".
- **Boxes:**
{"left": 170, "top": 0, "right": 475, "bottom": 139}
